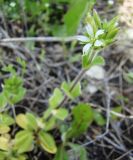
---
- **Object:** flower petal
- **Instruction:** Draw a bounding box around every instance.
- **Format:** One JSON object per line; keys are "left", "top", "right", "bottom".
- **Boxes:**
{"left": 85, "top": 24, "right": 94, "bottom": 36}
{"left": 95, "top": 30, "right": 104, "bottom": 38}
{"left": 76, "top": 35, "right": 90, "bottom": 43}
{"left": 83, "top": 43, "right": 92, "bottom": 54}
{"left": 94, "top": 40, "right": 104, "bottom": 47}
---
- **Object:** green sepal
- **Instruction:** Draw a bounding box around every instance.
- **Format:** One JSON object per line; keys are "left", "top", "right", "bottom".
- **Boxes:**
{"left": 106, "top": 28, "right": 119, "bottom": 39}
{"left": 93, "top": 9, "right": 101, "bottom": 28}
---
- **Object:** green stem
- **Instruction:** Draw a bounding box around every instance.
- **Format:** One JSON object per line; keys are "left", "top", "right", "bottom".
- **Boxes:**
{"left": 46, "top": 50, "right": 96, "bottom": 121}
{"left": 57, "top": 69, "right": 86, "bottom": 109}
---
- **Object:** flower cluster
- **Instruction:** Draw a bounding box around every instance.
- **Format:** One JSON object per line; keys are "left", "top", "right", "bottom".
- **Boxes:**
{"left": 77, "top": 10, "right": 119, "bottom": 55}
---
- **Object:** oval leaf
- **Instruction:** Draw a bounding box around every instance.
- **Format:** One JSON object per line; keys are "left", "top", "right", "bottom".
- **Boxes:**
{"left": 0, "top": 124, "right": 10, "bottom": 134}
{"left": 14, "top": 130, "right": 34, "bottom": 154}
{"left": 49, "top": 88, "right": 63, "bottom": 108}
{"left": 0, "top": 114, "right": 15, "bottom": 126}
{"left": 66, "top": 103, "right": 93, "bottom": 138}
{"left": 52, "top": 108, "right": 68, "bottom": 121}
{"left": 16, "top": 114, "right": 28, "bottom": 129}
{"left": 0, "top": 137, "right": 9, "bottom": 151}
{"left": 91, "top": 56, "right": 105, "bottom": 66}
{"left": 26, "top": 113, "right": 38, "bottom": 131}
{"left": 38, "top": 131, "right": 57, "bottom": 154}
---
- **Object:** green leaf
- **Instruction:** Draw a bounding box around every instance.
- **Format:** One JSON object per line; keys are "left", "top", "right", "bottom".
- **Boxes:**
{"left": 0, "top": 136, "right": 9, "bottom": 151}
{"left": 91, "top": 56, "right": 105, "bottom": 66}
{"left": 54, "top": 146, "right": 69, "bottom": 160}
{"left": 82, "top": 48, "right": 93, "bottom": 69}
{"left": 26, "top": 113, "right": 38, "bottom": 131}
{"left": 0, "top": 124, "right": 10, "bottom": 134}
{"left": 3, "top": 75, "right": 26, "bottom": 105}
{"left": 2, "top": 64, "right": 16, "bottom": 75}
{"left": 43, "top": 108, "right": 52, "bottom": 120}
{"left": 16, "top": 114, "right": 28, "bottom": 129}
{"left": 14, "top": 130, "right": 34, "bottom": 154}
{"left": 82, "top": 53, "right": 89, "bottom": 69}
{"left": 16, "top": 113, "right": 38, "bottom": 131}
{"left": 10, "top": 157, "right": 26, "bottom": 160}
{"left": 44, "top": 117, "right": 56, "bottom": 131}
{"left": 15, "top": 155, "right": 27, "bottom": 160}
{"left": 49, "top": 88, "right": 63, "bottom": 108}
{"left": 38, "top": 131, "right": 57, "bottom": 154}
{"left": 68, "top": 143, "right": 87, "bottom": 160}
{"left": 69, "top": 53, "right": 81, "bottom": 63}
{"left": 10, "top": 87, "right": 26, "bottom": 104}
{"left": 0, "top": 151, "right": 7, "bottom": 160}
{"left": 61, "top": 81, "right": 81, "bottom": 99}
{"left": 52, "top": 108, "right": 68, "bottom": 121}
{"left": 0, "top": 93, "right": 7, "bottom": 109}
{"left": 64, "top": 0, "right": 89, "bottom": 35}
{"left": 93, "top": 111, "right": 106, "bottom": 126}
{"left": 0, "top": 114, "right": 15, "bottom": 126}
{"left": 66, "top": 103, "right": 93, "bottom": 138}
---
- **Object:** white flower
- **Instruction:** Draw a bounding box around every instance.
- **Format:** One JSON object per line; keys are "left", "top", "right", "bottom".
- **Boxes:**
{"left": 86, "top": 24, "right": 94, "bottom": 37}
{"left": 83, "top": 43, "right": 92, "bottom": 54}
{"left": 108, "top": 0, "right": 114, "bottom": 5}
{"left": 95, "top": 30, "right": 104, "bottom": 38}
{"left": 77, "top": 24, "right": 105, "bottom": 51}
{"left": 76, "top": 35, "right": 90, "bottom": 43}
{"left": 94, "top": 40, "right": 104, "bottom": 47}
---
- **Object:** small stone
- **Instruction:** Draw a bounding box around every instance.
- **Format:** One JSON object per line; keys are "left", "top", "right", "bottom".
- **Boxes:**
{"left": 86, "top": 66, "right": 105, "bottom": 80}
{"left": 85, "top": 84, "right": 98, "bottom": 94}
